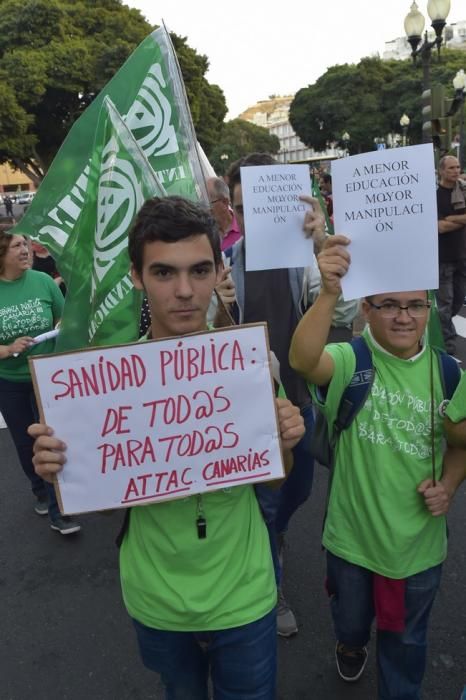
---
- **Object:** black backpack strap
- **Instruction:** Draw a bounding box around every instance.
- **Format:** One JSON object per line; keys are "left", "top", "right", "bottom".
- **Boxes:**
{"left": 116, "top": 508, "right": 131, "bottom": 548}
{"left": 436, "top": 349, "right": 461, "bottom": 400}
{"left": 333, "top": 336, "right": 375, "bottom": 437}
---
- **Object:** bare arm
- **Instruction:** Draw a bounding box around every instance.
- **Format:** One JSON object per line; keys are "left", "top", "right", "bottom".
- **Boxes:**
{"left": 438, "top": 219, "right": 463, "bottom": 233}
{"left": 418, "top": 447, "right": 466, "bottom": 516}
{"left": 444, "top": 416, "right": 466, "bottom": 449}
{"left": 445, "top": 213, "right": 466, "bottom": 225}
{"left": 290, "top": 235, "right": 351, "bottom": 386}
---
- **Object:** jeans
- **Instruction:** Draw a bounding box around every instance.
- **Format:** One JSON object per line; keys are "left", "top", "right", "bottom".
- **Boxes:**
{"left": 0, "top": 376, "right": 60, "bottom": 521}
{"left": 275, "top": 403, "right": 315, "bottom": 534}
{"left": 436, "top": 260, "right": 466, "bottom": 353}
{"left": 132, "top": 608, "right": 277, "bottom": 700}
{"left": 327, "top": 551, "right": 442, "bottom": 700}
{"left": 257, "top": 404, "right": 314, "bottom": 583}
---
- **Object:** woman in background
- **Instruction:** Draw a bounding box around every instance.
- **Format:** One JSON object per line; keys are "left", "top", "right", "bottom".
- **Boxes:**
{"left": 0, "top": 230, "right": 80, "bottom": 535}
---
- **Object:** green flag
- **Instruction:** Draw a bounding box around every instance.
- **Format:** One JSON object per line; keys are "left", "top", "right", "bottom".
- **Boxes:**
{"left": 15, "top": 24, "right": 206, "bottom": 277}
{"left": 55, "top": 97, "right": 166, "bottom": 353}
{"left": 427, "top": 291, "right": 445, "bottom": 351}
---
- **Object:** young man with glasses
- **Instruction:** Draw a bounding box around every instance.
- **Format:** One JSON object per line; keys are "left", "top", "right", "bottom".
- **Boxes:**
{"left": 290, "top": 234, "right": 464, "bottom": 699}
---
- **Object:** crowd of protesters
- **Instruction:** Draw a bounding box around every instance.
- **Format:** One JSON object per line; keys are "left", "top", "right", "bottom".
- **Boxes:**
{"left": 1, "top": 151, "right": 466, "bottom": 700}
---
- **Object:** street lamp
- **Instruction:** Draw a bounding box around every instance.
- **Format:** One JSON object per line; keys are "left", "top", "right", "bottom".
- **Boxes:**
{"left": 452, "top": 69, "right": 466, "bottom": 169}
{"left": 342, "top": 131, "right": 350, "bottom": 155}
{"left": 400, "top": 113, "right": 411, "bottom": 146}
{"left": 404, "top": 1, "right": 451, "bottom": 91}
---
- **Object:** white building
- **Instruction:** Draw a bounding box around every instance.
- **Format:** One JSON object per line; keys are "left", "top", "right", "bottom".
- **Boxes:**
{"left": 383, "top": 20, "right": 466, "bottom": 60}
{"left": 238, "top": 96, "right": 342, "bottom": 163}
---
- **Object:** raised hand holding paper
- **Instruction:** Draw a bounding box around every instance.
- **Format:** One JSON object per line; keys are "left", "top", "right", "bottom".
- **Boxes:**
{"left": 332, "top": 144, "right": 438, "bottom": 300}
{"left": 240, "top": 164, "right": 314, "bottom": 271}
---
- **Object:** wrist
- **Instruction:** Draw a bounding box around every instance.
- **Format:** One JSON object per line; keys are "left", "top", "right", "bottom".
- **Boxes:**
{"left": 319, "top": 287, "right": 340, "bottom": 302}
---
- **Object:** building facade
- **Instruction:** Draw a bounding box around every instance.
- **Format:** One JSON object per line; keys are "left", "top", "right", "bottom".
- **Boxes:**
{"left": 238, "top": 96, "right": 342, "bottom": 163}
{"left": 383, "top": 20, "right": 466, "bottom": 60}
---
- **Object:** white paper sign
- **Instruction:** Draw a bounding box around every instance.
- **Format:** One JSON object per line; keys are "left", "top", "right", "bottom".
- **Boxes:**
{"left": 332, "top": 144, "right": 438, "bottom": 300}
{"left": 30, "top": 325, "right": 284, "bottom": 515}
{"left": 240, "top": 164, "right": 314, "bottom": 270}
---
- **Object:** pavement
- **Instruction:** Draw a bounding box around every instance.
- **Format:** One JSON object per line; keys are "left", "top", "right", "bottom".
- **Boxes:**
{"left": 0, "top": 322, "right": 465, "bottom": 700}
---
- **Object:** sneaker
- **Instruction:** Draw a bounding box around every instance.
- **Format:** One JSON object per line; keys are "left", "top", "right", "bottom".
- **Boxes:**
{"left": 335, "top": 642, "right": 368, "bottom": 682}
{"left": 277, "top": 587, "right": 298, "bottom": 637}
{"left": 34, "top": 496, "right": 49, "bottom": 516}
{"left": 50, "top": 516, "right": 81, "bottom": 535}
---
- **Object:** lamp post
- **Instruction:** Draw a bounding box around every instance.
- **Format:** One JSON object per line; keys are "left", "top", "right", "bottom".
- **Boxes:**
{"left": 452, "top": 69, "right": 466, "bottom": 169}
{"left": 404, "top": 1, "right": 451, "bottom": 92}
{"left": 400, "top": 113, "right": 411, "bottom": 146}
{"left": 342, "top": 131, "right": 350, "bottom": 155}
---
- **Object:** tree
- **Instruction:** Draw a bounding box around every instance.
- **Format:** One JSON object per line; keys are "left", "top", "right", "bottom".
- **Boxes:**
{"left": 0, "top": 0, "right": 226, "bottom": 183}
{"left": 289, "top": 51, "right": 466, "bottom": 155}
{"left": 171, "top": 34, "right": 227, "bottom": 156}
{"left": 209, "top": 119, "right": 280, "bottom": 174}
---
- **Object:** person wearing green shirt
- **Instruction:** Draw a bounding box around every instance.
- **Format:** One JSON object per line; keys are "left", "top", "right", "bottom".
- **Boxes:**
{"left": 29, "top": 196, "right": 304, "bottom": 699}
{"left": 445, "top": 372, "right": 466, "bottom": 448}
{"left": 0, "top": 229, "right": 80, "bottom": 535}
{"left": 290, "top": 234, "right": 464, "bottom": 700}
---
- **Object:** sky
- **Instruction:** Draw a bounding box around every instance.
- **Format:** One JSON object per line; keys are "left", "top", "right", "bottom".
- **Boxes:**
{"left": 128, "top": 1, "right": 463, "bottom": 118}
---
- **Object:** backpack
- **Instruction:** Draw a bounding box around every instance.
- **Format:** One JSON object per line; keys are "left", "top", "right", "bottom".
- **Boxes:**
{"left": 310, "top": 335, "right": 461, "bottom": 469}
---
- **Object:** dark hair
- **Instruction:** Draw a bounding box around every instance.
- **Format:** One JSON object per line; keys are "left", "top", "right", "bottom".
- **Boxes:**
{"left": 0, "top": 231, "right": 14, "bottom": 274}
{"left": 226, "top": 152, "right": 277, "bottom": 201}
{"left": 128, "top": 196, "right": 222, "bottom": 276}
{"left": 321, "top": 173, "right": 332, "bottom": 185}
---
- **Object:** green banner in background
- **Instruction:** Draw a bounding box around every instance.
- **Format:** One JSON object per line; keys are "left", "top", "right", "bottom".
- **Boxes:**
{"left": 55, "top": 98, "right": 166, "bottom": 353}
{"left": 16, "top": 24, "right": 206, "bottom": 278}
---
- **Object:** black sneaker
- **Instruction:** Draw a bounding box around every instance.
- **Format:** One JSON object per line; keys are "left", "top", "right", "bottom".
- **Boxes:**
{"left": 335, "top": 642, "right": 368, "bottom": 682}
{"left": 50, "top": 516, "right": 81, "bottom": 535}
{"left": 34, "top": 496, "right": 49, "bottom": 516}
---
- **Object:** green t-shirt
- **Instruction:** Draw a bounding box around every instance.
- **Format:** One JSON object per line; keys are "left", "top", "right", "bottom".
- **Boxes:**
{"left": 0, "top": 270, "right": 64, "bottom": 382}
{"left": 120, "top": 485, "right": 276, "bottom": 631}
{"left": 445, "top": 370, "right": 466, "bottom": 422}
{"left": 311, "top": 329, "right": 447, "bottom": 579}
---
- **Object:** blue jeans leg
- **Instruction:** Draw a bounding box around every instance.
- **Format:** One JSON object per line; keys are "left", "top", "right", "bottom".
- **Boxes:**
{"left": 133, "top": 609, "right": 277, "bottom": 700}
{"left": 133, "top": 619, "right": 209, "bottom": 700}
{"left": 327, "top": 552, "right": 442, "bottom": 700}
{"left": 377, "top": 564, "right": 442, "bottom": 700}
{"left": 208, "top": 608, "right": 277, "bottom": 699}
{"left": 274, "top": 404, "right": 315, "bottom": 535}
{"left": 326, "top": 551, "right": 374, "bottom": 648}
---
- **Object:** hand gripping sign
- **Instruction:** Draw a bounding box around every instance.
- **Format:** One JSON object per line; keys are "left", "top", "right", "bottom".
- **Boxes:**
{"left": 30, "top": 324, "right": 284, "bottom": 515}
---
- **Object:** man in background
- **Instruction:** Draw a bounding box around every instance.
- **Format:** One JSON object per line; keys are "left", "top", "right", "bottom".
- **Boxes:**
{"left": 436, "top": 155, "right": 466, "bottom": 356}
{"left": 206, "top": 177, "right": 242, "bottom": 251}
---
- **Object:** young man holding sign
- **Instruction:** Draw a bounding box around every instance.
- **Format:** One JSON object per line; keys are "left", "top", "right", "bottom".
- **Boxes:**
{"left": 289, "top": 235, "right": 465, "bottom": 699}
{"left": 30, "top": 196, "right": 304, "bottom": 699}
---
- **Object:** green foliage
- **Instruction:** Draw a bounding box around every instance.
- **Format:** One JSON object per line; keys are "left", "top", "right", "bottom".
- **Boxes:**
{"left": 209, "top": 119, "right": 280, "bottom": 174}
{"left": 0, "top": 0, "right": 227, "bottom": 180}
{"left": 289, "top": 50, "right": 466, "bottom": 155}
{"left": 171, "top": 33, "right": 227, "bottom": 155}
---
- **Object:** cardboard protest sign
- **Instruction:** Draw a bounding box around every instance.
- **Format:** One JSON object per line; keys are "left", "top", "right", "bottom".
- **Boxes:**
{"left": 30, "top": 324, "right": 284, "bottom": 515}
{"left": 332, "top": 144, "right": 438, "bottom": 300}
{"left": 240, "top": 164, "right": 314, "bottom": 270}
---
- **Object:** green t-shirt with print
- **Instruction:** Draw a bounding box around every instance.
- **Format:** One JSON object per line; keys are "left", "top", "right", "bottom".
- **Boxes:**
{"left": 445, "top": 370, "right": 466, "bottom": 422}
{"left": 120, "top": 484, "right": 277, "bottom": 631}
{"left": 0, "top": 270, "right": 64, "bottom": 382}
{"left": 311, "top": 329, "right": 447, "bottom": 579}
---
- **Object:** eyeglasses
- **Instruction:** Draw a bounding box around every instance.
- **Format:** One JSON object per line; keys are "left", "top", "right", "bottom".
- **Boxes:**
{"left": 367, "top": 300, "right": 431, "bottom": 318}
